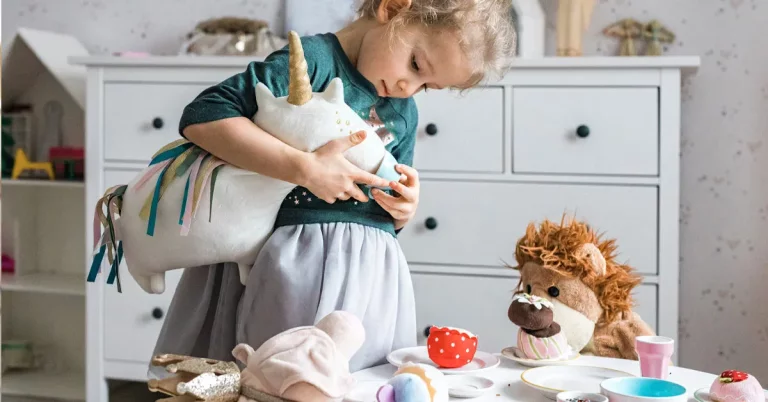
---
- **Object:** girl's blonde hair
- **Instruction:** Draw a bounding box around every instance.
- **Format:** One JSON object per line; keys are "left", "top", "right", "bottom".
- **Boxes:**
{"left": 357, "top": 0, "right": 517, "bottom": 88}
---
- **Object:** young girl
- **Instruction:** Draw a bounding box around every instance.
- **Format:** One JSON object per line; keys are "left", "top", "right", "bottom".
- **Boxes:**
{"left": 152, "top": 0, "right": 516, "bottom": 372}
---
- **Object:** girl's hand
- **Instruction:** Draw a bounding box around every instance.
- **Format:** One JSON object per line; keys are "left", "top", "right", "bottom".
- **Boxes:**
{"left": 298, "top": 131, "right": 390, "bottom": 204}
{"left": 372, "top": 164, "right": 420, "bottom": 230}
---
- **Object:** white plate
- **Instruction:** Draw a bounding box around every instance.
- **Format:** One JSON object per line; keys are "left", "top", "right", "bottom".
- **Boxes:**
{"left": 521, "top": 365, "right": 633, "bottom": 400}
{"left": 386, "top": 346, "right": 500, "bottom": 374}
{"left": 693, "top": 387, "right": 768, "bottom": 402}
{"left": 501, "top": 346, "right": 581, "bottom": 367}
{"left": 447, "top": 375, "right": 495, "bottom": 398}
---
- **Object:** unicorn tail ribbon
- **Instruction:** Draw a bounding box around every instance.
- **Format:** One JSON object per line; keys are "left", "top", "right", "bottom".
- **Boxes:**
{"left": 87, "top": 184, "right": 127, "bottom": 292}
{"left": 87, "top": 139, "right": 228, "bottom": 289}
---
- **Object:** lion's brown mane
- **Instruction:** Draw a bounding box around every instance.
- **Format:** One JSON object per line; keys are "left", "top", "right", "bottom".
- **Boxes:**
{"left": 511, "top": 216, "right": 642, "bottom": 324}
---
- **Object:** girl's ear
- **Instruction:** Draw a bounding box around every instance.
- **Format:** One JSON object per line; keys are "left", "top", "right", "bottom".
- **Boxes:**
{"left": 376, "top": 0, "right": 413, "bottom": 23}
{"left": 321, "top": 78, "right": 345, "bottom": 104}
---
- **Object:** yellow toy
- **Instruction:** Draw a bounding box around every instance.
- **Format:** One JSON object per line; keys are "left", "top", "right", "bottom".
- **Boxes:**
{"left": 10, "top": 148, "right": 54, "bottom": 180}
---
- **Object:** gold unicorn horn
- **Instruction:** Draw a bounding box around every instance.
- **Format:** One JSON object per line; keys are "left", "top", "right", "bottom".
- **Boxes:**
{"left": 287, "top": 31, "right": 311, "bottom": 105}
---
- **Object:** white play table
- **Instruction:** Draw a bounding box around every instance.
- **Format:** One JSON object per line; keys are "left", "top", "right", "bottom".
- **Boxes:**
{"left": 347, "top": 355, "right": 720, "bottom": 401}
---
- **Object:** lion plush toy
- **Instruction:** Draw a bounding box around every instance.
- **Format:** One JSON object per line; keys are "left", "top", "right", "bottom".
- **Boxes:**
{"left": 509, "top": 216, "right": 655, "bottom": 360}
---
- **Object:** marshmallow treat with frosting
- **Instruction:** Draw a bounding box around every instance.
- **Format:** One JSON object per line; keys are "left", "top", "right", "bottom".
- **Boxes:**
{"left": 508, "top": 293, "right": 571, "bottom": 360}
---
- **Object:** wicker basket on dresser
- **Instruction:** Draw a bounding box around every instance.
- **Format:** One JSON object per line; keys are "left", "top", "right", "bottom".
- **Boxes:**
{"left": 72, "top": 55, "right": 699, "bottom": 402}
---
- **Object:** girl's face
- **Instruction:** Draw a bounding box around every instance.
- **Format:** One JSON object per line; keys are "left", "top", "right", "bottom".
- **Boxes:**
{"left": 356, "top": 24, "right": 475, "bottom": 98}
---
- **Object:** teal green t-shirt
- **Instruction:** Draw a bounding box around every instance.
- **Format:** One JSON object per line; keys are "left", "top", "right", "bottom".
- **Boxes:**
{"left": 178, "top": 33, "right": 418, "bottom": 236}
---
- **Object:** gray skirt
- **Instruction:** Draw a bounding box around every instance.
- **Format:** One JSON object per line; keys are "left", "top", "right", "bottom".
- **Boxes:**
{"left": 152, "top": 222, "right": 416, "bottom": 372}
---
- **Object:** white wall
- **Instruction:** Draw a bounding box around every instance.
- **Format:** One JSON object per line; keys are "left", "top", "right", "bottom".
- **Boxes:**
{"left": 3, "top": 0, "right": 767, "bottom": 381}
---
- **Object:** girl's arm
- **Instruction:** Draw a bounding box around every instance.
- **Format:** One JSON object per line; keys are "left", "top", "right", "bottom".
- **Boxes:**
{"left": 183, "top": 117, "right": 390, "bottom": 203}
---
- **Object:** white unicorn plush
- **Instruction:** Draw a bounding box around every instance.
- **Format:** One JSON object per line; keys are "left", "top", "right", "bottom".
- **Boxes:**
{"left": 88, "top": 31, "right": 400, "bottom": 294}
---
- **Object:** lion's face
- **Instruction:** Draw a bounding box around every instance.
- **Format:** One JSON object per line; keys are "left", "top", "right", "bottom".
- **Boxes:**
{"left": 519, "top": 262, "right": 603, "bottom": 352}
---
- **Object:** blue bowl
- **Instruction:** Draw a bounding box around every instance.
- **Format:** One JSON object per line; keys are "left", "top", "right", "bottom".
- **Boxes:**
{"left": 600, "top": 377, "right": 687, "bottom": 401}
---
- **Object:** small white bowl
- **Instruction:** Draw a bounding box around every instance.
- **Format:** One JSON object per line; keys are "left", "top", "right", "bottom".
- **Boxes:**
{"left": 556, "top": 391, "right": 609, "bottom": 402}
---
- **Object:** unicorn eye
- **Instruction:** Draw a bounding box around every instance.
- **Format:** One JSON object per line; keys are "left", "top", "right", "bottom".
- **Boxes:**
{"left": 548, "top": 286, "right": 560, "bottom": 298}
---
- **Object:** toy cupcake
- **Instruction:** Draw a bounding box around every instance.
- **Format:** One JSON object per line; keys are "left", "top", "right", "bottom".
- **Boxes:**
{"left": 508, "top": 293, "right": 571, "bottom": 360}
{"left": 709, "top": 370, "right": 764, "bottom": 402}
{"left": 426, "top": 326, "right": 478, "bottom": 368}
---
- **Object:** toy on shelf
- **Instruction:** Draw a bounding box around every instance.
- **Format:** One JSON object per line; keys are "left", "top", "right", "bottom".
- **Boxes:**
{"left": 2, "top": 117, "right": 16, "bottom": 177}
{"left": 88, "top": 31, "right": 401, "bottom": 294}
{"left": 426, "top": 326, "right": 478, "bottom": 369}
{"left": 510, "top": 216, "right": 655, "bottom": 360}
{"left": 708, "top": 370, "right": 764, "bottom": 402}
{"left": 603, "top": 18, "right": 644, "bottom": 56}
{"left": 1, "top": 340, "right": 35, "bottom": 374}
{"left": 49, "top": 147, "right": 84, "bottom": 180}
{"left": 376, "top": 363, "right": 449, "bottom": 402}
{"left": 556, "top": 0, "right": 596, "bottom": 56}
{"left": 2, "top": 106, "right": 35, "bottom": 177}
{"left": 2, "top": 254, "right": 15, "bottom": 273}
{"left": 508, "top": 293, "right": 571, "bottom": 360}
{"left": 11, "top": 149, "right": 54, "bottom": 180}
{"left": 643, "top": 20, "right": 675, "bottom": 56}
{"left": 180, "top": 17, "right": 288, "bottom": 57}
{"left": 148, "top": 311, "right": 364, "bottom": 402}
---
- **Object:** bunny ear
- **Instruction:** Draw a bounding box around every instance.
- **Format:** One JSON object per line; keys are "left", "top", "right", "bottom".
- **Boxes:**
{"left": 232, "top": 343, "right": 255, "bottom": 364}
{"left": 576, "top": 243, "right": 606, "bottom": 276}
{"left": 376, "top": 384, "right": 396, "bottom": 402}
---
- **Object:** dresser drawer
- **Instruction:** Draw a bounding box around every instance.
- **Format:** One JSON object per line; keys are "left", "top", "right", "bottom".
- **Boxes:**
{"left": 413, "top": 87, "right": 504, "bottom": 173}
{"left": 512, "top": 87, "right": 659, "bottom": 176}
{"left": 104, "top": 82, "right": 210, "bottom": 162}
{"left": 398, "top": 181, "right": 659, "bottom": 274}
{"left": 102, "top": 169, "right": 182, "bottom": 363}
{"left": 412, "top": 272, "right": 658, "bottom": 354}
{"left": 412, "top": 272, "right": 519, "bottom": 353}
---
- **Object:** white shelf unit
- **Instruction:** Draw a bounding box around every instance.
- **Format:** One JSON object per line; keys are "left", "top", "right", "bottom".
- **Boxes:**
{"left": 1, "top": 182, "right": 87, "bottom": 401}
{"left": 2, "top": 27, "right": 90, "bottom": 401}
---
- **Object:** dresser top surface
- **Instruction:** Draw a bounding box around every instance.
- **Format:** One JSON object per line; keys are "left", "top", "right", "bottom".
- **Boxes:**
{"left": 70, "top": 55, "right": 700, "bottom": 71}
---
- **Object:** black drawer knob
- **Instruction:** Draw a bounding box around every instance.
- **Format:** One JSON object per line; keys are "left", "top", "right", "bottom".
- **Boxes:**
{"left": 425, "top": 123, "right": 438, "bottom": 136}
{"left": 152, "top": 307, "right": 164, "bottom": 319}
{"left": 423, "top": 326, "right": 432, "bottom": 337}
{"left": 152, "top": 117, "right": 164, "bottom": 129}
{"left": 576, "top": 125, "right": 590, "bottom": 138}
{"left": 425, "top": 217, "right": 438, "bottom": 230}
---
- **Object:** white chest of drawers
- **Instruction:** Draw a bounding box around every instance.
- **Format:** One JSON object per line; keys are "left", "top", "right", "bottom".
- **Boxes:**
{"left": 74, "top": 55, "right": 699, "bottom": 402}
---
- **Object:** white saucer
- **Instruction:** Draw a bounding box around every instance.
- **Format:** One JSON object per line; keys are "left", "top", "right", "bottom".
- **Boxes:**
{"left": 386, "top": 346, "right": 500, "bottom": 374}
{"left": 693, "top": 387, "right": 768, "bottom": 401}
{"left": 501, "top": 346, "right": 581, "bottom": 367}
{"left": 447, "top": 375, "right": 495, "bottom": 398}
{"left": 521, "top": 365, "right": 633, "bottom": 400}
{"left": 343, "top": 380, "right": 385, "bottom": 402}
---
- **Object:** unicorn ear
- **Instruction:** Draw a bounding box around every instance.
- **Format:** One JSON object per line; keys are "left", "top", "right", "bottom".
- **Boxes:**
{"left": 255, "top": 82, "right": 275, "bottom": 105}
{"left": 576, "top": 243, "right": 606, "bottom": 276}
{"left": 321, "top": 77, "right": 345, "bottom": 104}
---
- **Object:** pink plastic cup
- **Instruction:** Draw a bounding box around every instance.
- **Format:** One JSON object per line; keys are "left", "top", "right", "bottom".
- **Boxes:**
{"left": 635, "top": 336, "right": 674, "bottom": 379}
